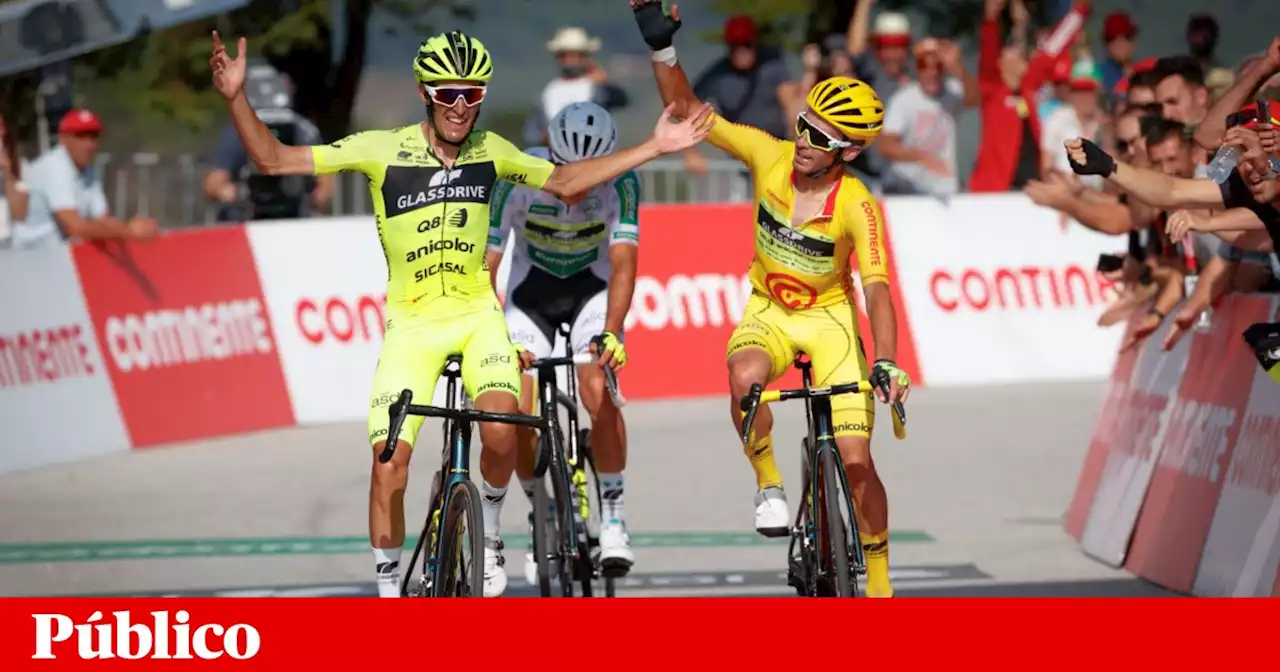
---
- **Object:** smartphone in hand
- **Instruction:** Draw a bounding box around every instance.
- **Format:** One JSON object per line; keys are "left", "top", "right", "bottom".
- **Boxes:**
{"left": 1097, "top": 253, "right": 1124, "bottom": 273}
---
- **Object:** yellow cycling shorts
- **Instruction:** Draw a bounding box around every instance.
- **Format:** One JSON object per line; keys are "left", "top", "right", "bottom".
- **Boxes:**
{"left": 368, "top": 297, "right": 521, "bottom": 448}
{"left": 726, "top": 292, "right": 874, "bottom": 439}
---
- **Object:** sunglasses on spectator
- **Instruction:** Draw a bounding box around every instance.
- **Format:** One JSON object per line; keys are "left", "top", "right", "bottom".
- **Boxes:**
{"left": 424, "top": 84, "right": 487, "bottom": 107}
{"left": 795, "top": 113, "right": 855, "bottom": 152}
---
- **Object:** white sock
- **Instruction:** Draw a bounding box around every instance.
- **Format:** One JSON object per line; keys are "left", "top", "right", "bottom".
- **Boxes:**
{"left": 372, "top": 546, "right": 401, "bottom": 598}
{"left": 598, "top": 472, "right": 624, "bottom": 525}
{"left": 480, "top": 479, "right": 507, "bottom": 540}
{"left": 519, "top": 478, "right": 536, "bottom": 504}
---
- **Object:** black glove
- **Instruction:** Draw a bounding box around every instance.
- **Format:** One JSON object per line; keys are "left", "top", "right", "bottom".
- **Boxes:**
{"left": 633, "top": 0, "right": 681, "bottom": 51}
{"left": 1068, "top": 138, "right": 1117, "bottom": 177}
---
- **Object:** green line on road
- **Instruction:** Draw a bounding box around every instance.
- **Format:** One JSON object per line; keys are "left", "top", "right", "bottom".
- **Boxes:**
{"left": 0, "top": 531, "right": 932, "bottom": 565}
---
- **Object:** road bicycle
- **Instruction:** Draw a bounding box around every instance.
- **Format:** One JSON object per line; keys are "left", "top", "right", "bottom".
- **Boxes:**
{"left": 738, "top": 353, "right": 907, "bottom": 597}
{"left": 380, "top": 354, "right": 548, "bottom": 597}
{"left": 527, "top": 330, "right": 627, "bottom": 598}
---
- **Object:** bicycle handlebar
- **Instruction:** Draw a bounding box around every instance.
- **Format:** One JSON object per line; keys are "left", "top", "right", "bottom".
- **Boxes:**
{"left": 376, "top": 388, "right": 550, "bottom": 464}
{"left": 739, "top": 380, "right": 907, "bottom": 442}
{"left": 530, "top": 340, "right": 627, "bottom": 409}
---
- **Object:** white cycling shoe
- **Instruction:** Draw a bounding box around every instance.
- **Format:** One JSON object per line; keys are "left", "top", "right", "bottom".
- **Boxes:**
{"left": 483, "top": 538, "right": 507, "bottom": 597}
{"left": 754, "top": 487, "right": 790, "bottom": 538}
{"left": 599, "top": 521, "right": 635, "bottom": 572}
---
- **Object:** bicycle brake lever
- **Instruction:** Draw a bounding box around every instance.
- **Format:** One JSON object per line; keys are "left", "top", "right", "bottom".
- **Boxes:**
{"left": 739, "top": 383, "right": 762, "bottom": 441}
{"left": 379, "top": 389, "right": 413, "bottom": 464}
{"left": 891, "top": 400, "right": 906, "bottom": 425}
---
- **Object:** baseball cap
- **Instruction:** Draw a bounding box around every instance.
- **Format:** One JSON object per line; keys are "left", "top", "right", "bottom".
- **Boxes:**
{"left": 1103, "top": 12, "right": 1137, "bottom": 42}
{"left": 58, "top": 109, "right": 102, "bottom": 135}
{"left": 1069, "top": 60, "right": 1101, "bottom": 91}
{"left": 1233, "top": 100, "right": 1280, "bottom": 128}
{"left": 1111, "top": 57, "right": 1159, "bottom": 96}
{"left": 723, "top": 15, "right": 758, "bottom": 46}
{"left": 872, "top": 13, "right": 911, "bottom": 47}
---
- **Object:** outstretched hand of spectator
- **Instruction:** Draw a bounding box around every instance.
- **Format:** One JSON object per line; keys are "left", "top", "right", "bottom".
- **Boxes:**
{"left": 1121, "top": 311, "right": 1163, "bottom": 353}
{"left": 127, "top": 217, "right": 159, "bottom": 241}
{"left": 1162, "top": 305, "right": 1202, "bottom": 351}
{"left": 210, "top": 31, "right": 247, "bottom": 100}
{"left": 1065, "top": 138, "right": 1117, "bottom": 177}
{"left": 1166, "top": 210, "right": 1207, "bottom": 241}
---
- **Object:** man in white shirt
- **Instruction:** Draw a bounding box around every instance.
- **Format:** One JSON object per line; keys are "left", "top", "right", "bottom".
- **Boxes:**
{"left": 521, "top": 27, "right": 628, "bottom": 146}
{"left": 15, "top": 109, "right": 155, "bottom": 249}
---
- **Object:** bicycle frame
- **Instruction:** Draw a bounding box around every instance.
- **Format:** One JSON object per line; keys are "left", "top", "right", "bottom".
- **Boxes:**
{"left": 383, "top": 357, "right": 548, "bottom": 597}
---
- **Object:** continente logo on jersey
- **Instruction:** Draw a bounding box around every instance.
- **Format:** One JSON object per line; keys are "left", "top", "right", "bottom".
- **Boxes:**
{"left": 383, "top": 162, "right": 498, "bottom": 218}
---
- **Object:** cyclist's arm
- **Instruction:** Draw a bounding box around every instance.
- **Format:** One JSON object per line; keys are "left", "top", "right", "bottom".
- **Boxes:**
{"left": 310, "top": 131, "right": 382, "bottom": 177}
{"left": 486, "top": 178, "right": 526, "bottom": 290}
{"left": 1107, "top": 161, "right": 1225, "bottom": 209}
{"left": 604, "top": 172, "right": 641, "bottom": 334}
{"left": 649, "top": 44, "right": 781, "bottom": 171}
{"left": 850, "top": 197, "right": 897, "bottom": 362}
{"left": 226, "top": 91, "right": 315, "bottom": 175}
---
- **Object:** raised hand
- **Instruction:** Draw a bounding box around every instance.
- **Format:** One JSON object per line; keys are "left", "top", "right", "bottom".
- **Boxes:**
{"left": 630, "top": 0, "right": 682, "bottom": 51}
{"left": 651, "top": 102, "right": 714, "bottom": 154}
{"left": 210, "top": 31, "right": 248, "bottom": 101}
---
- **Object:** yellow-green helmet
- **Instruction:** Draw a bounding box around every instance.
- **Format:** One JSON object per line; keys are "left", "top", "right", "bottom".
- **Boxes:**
{"left": 414, "top": 30, "right": 493, "bottom": 84}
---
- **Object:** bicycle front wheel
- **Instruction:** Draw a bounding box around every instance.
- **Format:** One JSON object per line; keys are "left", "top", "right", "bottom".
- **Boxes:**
{"left": 818, "top": 448, "right": 855, "bottom": 597}
{"left": 436, "top": 480, "right": 485, "bottom": 597}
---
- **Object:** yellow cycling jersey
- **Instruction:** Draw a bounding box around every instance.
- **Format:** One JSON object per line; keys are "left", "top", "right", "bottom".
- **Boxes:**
{"left": 708, "top": 114, "right": 891, "bottom": 310}
{"left": 312, "top": 124, "right": 556, "bottom": 311}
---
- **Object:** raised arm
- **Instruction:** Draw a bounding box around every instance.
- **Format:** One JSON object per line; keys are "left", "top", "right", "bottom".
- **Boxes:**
{"left": 210, "top": 32, "right": 315, "bottom": 176}
{"left": 847, "top": 0, "right": 875, "bottom": 56}
{"left": 631, "top": 0, "right": 704, "bottom": 120}
{"left": 1195, "top": 38, "right": 1280, "bottom": 150}
{"left": 1065, "top": 138, "right": 1226, "bottom": 209}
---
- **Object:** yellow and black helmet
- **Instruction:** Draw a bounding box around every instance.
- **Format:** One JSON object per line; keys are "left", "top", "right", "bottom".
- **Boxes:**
{"left": 805, "top": 77, "right": 884, "bottom": 143}
{"left": 413, "top": 30, "right": 494, "bottom": 84}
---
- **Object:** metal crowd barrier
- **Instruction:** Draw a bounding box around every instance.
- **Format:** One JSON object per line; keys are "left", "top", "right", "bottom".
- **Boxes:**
{"left": 93, "top": 153, "right": 755, "bottom": 227}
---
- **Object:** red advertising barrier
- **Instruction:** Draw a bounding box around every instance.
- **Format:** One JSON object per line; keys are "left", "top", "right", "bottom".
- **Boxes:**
{"left": 1068, "top": 294, "right": 1280, "bottom": 594}
{"left": 620, "top": 203, "right": 922, "bottom": 401}
{"left": 72, "top": 227, "right": 295, "bottom": 447}
{"left": 1122, "top": 295, "right": 1271, "bottom": 592}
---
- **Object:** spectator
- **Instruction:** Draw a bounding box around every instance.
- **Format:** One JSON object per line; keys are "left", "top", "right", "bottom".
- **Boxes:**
{"left": 1, "top": 111, "right": 31, "bottom": 246}
{"left": 684, "top": 15, "right": 790, "bottom": 175}
{"left": 1154, "top": 57, "right": 1210, "bottom": 126}
{"left": 1041, "top": 60, "right": 1105, "bottom": 189}
{"left": 205, "top": 62, "right": 333, "bottom": 222}
{"left": 521, "top": 27, "right": 628, "bottom": 147}
{"left": 1114, "top": 61, "right": 1161, "bottom": 110}
{"left": 1037, "top": 58, "right": 1072, "bottom": 122}
{"left": 14, "top": 109, "right": 156, "bottom": 250}
{"left": 969, "top": 0, "right": 1085, "bottom": 193}
{"left": 779, "top": 43, "right": 833, "bottom": 133}
{"left": 1186, "top": 15, "right": 1222, "bottom": 73}
{"left": 847, "top": 1, "right": 914, "bottom": 105}
{"left": 1099, "top": 12, "right": 1138, "bottom": 93}
{"left": 878, "top": 39, "right": 978, "bottom": 196}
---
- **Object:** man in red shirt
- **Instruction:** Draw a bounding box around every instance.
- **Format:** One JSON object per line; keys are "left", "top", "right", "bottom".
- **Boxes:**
{"left": 968, "top": 0, "right": 1086, "bottom": 193}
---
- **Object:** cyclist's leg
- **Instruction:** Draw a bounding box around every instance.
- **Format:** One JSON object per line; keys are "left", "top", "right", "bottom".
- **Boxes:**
{"left": 569, "top": 289, "right": 632, "bottom": 566}
{"left": 726, "top": 294, "right": 795, "bottom": 535}
{"left": 366, "top": 318, "right": 452, "bottom": 598}
{"left": 801, "top": 301, "right": 891, "bottom": 597}
{"left": 461, "top": 304, "right": 527, "bottom": 597}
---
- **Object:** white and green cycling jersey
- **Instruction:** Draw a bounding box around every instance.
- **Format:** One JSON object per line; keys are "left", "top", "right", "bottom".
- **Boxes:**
{"left": 487, "top": 146, "right": 640, "bottom": 284}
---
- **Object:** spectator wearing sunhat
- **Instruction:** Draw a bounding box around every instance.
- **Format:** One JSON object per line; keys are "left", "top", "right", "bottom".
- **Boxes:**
{"left": 521, "top": 27, "right": 628, "bottom": 146}
{"left": 1099, "top": 12, "right": 1138, "bottom": 93}
{"left": 12, "top": 109, "right": 156, "bottom": 250}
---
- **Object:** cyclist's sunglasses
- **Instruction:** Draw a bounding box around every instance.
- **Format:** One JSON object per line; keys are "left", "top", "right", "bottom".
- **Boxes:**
{"left": 425, "top": 84, "right": 487, "bottom": 107}
{"left": 795, "top": 113, "right": 854, "bottom": 152}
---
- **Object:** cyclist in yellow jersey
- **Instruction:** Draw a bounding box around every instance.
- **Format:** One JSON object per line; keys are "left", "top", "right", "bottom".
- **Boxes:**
{"left": 631, "top": 0, "right": 911, "bottom": 598}
{"left": 209, "top": 29, "right": 713, "bottom": 598}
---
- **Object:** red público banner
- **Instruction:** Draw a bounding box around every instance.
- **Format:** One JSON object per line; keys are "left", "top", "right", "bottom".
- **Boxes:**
{"left": 1, "top": 599, "right": 1277, "bottom": 667}
{"left": 622, "top": 203, "right": 922, "bottom": 400}
{"left": 72, "top": 227, "right": 295, "bottom": 447}
{"left": 1123, "top": 295, "right": 1273, "bottom": 592}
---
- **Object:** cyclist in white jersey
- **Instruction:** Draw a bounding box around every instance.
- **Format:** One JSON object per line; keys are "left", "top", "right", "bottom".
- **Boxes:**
{"left": 487, "top": 101, "right": 639, "bottom": 583}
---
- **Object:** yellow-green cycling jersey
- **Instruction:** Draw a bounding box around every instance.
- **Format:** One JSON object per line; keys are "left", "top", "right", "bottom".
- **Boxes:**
{"left": 312, "top": 124, "right": 556, "bottom": 312}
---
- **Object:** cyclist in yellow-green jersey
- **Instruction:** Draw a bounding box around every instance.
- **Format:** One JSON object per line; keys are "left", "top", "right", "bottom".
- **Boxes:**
{"left": 209, "top": 29, "right": 713, "bottom": 598}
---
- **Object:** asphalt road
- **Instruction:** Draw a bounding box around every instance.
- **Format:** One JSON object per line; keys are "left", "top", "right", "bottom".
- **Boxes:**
{"left": 0, "top": 381, "right": 1174, "bottom": 597}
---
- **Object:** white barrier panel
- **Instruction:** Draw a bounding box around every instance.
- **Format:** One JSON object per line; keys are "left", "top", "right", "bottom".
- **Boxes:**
{"left": 884, "top": 194, "right": 1124, "bottom": 385}
{"left": 248, "top": 218, "right": 450, "bottom": 427}
{"left": 1193, "top": 295, "right": 1280, "bottom": 596}
{"left": 0, "top": 245, "right": 129, "bottom": 474}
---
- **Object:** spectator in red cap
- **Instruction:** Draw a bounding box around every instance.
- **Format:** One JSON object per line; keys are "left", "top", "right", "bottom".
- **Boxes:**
{"left": 1112, "top": 58, "right": 1160, "bottom": 110}
{"left": 12, "top": 108, "right": 156, "bottom": 250}
{"left": 685, "top": 14, "right": 790, "bottom": 178}
{"left": 1099, "top": 12, "right": 1138, "bottom": 93}
{"left": 969, "top": 0, "right": 1086, "bottom": 193}
{"left": 847, "top": 0, "right": 914, "bottom": 106}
